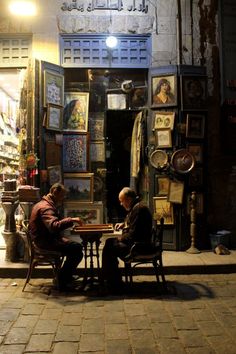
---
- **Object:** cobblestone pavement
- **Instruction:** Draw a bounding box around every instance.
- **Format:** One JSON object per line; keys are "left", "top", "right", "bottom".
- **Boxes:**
{"left": 0, "top": 274, "right": 236, "bottom": 354}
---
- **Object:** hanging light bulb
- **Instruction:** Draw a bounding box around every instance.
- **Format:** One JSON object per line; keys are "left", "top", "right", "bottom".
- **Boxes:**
{"left": 106, "top": 36, "right": 118, "bottom": 49}
{"left": 9, "top": 1, "right": 37, "bottom": 16}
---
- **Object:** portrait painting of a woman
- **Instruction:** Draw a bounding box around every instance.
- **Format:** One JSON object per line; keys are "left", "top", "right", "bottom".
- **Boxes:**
{"left": 152, "top": 74, "right": 177, "bottom": 107}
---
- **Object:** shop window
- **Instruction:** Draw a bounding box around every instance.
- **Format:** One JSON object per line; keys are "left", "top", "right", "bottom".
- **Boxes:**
{"left": 60, "top": 34, "right": 151, "bottom": 68}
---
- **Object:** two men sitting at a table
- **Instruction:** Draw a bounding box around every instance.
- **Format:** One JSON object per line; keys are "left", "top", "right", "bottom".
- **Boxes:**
{"left": 101, "top": 187, "right": 153, "bottom": 294}
{"left": 29, "top": 183, "right": 83, "bottom": 292}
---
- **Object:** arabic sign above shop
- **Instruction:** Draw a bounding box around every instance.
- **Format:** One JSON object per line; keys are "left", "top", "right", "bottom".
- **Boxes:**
{"left": 61, "top": 0, "right": 148, "bottom": 13}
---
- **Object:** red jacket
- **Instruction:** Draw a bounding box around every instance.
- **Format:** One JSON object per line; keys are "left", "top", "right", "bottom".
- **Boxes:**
{"left": 29, "top": 194, "right": 73, "bottom": 249}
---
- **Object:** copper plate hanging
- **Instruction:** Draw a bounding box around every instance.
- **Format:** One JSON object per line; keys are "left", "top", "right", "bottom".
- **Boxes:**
{"left": 171, "top": 149, "right": 195, "bottom": 174}
{"left": 149, "top": 149, "right": 168, "bottom": 169}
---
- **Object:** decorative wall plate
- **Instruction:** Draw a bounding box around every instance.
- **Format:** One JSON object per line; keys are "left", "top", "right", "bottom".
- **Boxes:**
{"left": 150, "top": 150, "right": 168, "bottom": 169}
{"left": 171, "top": 149, "right": 195, "bottom": 174}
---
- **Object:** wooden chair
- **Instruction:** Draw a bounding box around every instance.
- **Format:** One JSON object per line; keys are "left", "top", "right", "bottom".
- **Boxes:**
{"left": 22, "top": 221, "right": 64, "bottom": 292}
{"left": 122, "top": 218, "right": 167, "bottom": 292}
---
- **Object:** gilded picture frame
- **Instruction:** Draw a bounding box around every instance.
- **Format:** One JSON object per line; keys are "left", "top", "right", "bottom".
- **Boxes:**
{"left": 63, "top": 173, "right": 94, "bottom": 203}
{"left": 153, "top": 196, "right": 174, "bottom": 225}
{"left": 46, "top": 104, "right": 63, "bottom": 131}
{"left": 151, "top": 74, "right": 177, "bottom": 108}
{"left": 153, "top": 111, "right": 175, "bottom": 130}
{"left": 186, "top": 114, "right": 205, "bottom": 139}
{"left": 181, "top": 75, "right": 207, "bottom": 110}
{"left": 155, "top": 129, "right": 172, "bottom": 148}
{"left": 167, "top": 181, "right": 184, "bottom": 204}
{"left": 63, "top": 92, "right": 89, "bottom": 132}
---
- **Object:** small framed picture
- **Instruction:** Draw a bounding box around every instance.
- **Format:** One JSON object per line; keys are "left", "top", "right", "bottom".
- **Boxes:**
{"left": 186, "top": 114, "right": 205, "bottom": 139}
{"left": 189, "top": 167, "right": 203, "bottom": 187}
{"left": 44, "top": 70, "right": 64, "bottom": 107}
{"left": 107, "top": 93, "right": 127, "bottom": 109}
{"left": 46, "top": 104, "right": 63, "bottom": 131}
{"left": 151, "top": 74, "right": 177, "bottom": 108}
{"left": 153, "top": 111, "right": 175, "bottom": 130}
{"left": 64, "top": 202, "right": 103, "bottom": 224}
{"left": 187, "top": 143, "right": 203, "bottom": 163}
{"left": 154, "top": 175, "right": 170, "bottom": 195}
{"left": 155, "top": 129, "right": 172, "bottom": 148}
{"left": 153, "top": 197, "right": 174, "bottom": 225}
{"left": 63, "top": 92, "right": 89, "bottom": 132}
{"left": 181, "top": 75, "right": 207, "bottom": 110}
{"left": 63, "top": 133, "right": 89, "bottom": 172}
{"left": 90, "top": 141, "right": 105, "bottom": 162}
{"left": 89, "top": 117, "right": 104, "bottom": 140}
{"left": 64, "top": 173, "right": 94, "bottom": 202}
{"left": 47, "top": 165, "right": 62, "bottom": 185}
{"left": 167, "top": 181, "right": 184, "bottom": 204}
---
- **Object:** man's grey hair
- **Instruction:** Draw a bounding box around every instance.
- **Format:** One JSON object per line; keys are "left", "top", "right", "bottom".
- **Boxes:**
{"left": 119, "top": 187, "right": 137, "bottom": 200}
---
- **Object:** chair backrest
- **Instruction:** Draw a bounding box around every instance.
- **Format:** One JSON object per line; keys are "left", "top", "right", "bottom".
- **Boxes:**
{"left": 152, "top": 217, "right": 164, "bottom": 251}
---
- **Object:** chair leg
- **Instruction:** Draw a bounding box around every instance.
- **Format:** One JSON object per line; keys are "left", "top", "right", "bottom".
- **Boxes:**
{"left": 22, "top": 260, "right": 34, "bottom": 292}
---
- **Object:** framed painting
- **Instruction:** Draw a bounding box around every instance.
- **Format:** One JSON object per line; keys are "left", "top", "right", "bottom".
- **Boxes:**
{"left": 47, "top": 165, "right": 62, "bottom": 186}
{"left": 44, "top": 70, "right": 64, "bottom": 107}
{"left": 107, "top": 93, "right": 127, "bottom": 109}
{"left": 90, "top": 141, "right": 105, "bottom": 162}
{"left": 181, "top": 75, "right": 207, "bottom": 110}
{"left": 153, "top": 111, "right": 175, "bottom": 130}
{"left": 154, "top": 175, "right": 170, "bottom": 196}
{"left": 63, "top": 92, "right": 89, "bottom": 132}
{"left": 62, "top": 133, "right": 89, "bottom": 172}
{"left": 186, "top": 114, "right": 205, "bottom": 139}
{"left": 64, "top": 202, "right": 103, "bottom": 224}
{"left": 64, "top": 173, "right": 94, "bottom": 202}
{"left": 155, "top": 129, "right": 172, "bottom": 148}
{"left": 151, "top": 74, "right": 177, "bottom": 108}
{"left": 46, "top": 104, "right": 63, "bottom": 131}
{"left": 167, "top": 181, "right": 184, "bottom": 204}
{"left": 153, "top": 197, "right": 174, "bottom": 225}
{"left": 187, "top": 143, "right": 203, "bottom": 163}
{"left": 89, "top": 117, "right": 104, "bottom": 140}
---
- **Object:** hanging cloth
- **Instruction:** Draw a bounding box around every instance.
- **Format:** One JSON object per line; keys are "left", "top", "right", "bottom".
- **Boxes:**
{"left": 130, "top": 111, "right": 143, "bottom": 189}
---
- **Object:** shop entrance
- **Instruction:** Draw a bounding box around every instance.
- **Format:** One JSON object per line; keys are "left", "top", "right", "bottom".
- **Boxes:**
{"left": 106, "top": 110, "right": 135, "bottom": 223}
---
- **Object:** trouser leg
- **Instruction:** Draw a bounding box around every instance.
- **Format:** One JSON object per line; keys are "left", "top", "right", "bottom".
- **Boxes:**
{"left": 102, "top": 237, "right": 130, "bottom": 287}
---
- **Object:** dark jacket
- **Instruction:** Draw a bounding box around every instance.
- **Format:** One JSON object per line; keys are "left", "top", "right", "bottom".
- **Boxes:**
{"left": 120, "top": 199, "right": 152, "bottom": 245}
{"left": 29, "top": 194, "right": 74, "bottom": 249}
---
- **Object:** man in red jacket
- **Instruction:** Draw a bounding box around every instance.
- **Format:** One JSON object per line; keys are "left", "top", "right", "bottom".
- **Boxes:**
{"left": 29, "top": 183, "right": 83, "bottom": 291}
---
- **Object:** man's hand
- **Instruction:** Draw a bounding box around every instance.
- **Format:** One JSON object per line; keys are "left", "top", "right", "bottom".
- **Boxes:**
{"left": 72, "top": 217, "right": 83, "bottom": 226}
{"left": 114, "top": 222, "right": 124, "bottom": 231}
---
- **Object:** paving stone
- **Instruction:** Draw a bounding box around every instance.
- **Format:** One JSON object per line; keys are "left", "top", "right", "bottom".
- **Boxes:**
{"left": 104, "top": 311, "right": 126, "bottom": 323}
{"left": 198, "top": 321, "right": 226, "bottom": 336}
{"left": 13, "top": 314, "right": 38, "bottom": 329}
{"left": 133, "top": 348, "right": 160, "bottom": 354}
{"left": 0, "top": 308, "right": 20, "bottom": 321}
{"left": 124, "top": 303, "right": 146, "bottom": 316}
{"left": 105, "top": 339, "right": 131, "bottom": 354}
{"left": 172, "top": 315, "right": 198, "bottom": 330}
{"left": 105, "top": 323, "right": 129, "bottom": 339}
{"left": 191, "top": 308, "right": 216, "bottom": 321}
{"left": 129, "top": 329, "right": 156, "bottom": 348}
{"left": 55, "top": 324, "right": 81, "bottom": 341}
{"left": 21, "top": 304, "right": 44, "bottom": 315}
{"left": 126, "top": 315, "right": 151, "bottom": 329}
{"left": 60, "top": 312, "right": 82, "bottom": 325}
{"left": 146, "top": 309, "right": 172, "bottom": 323}
{"left": 81, "top": 318, "right": 104, "bottom": 333}
{"left": 187, "top": 348, "right": 216, "bottom": 354}
{"left": 157, "top": 338, "right": 186, "bottom": 354}
{"left": 79, "top": 333, "right": 104, "bottom": 352}
{"left": 25, "top": 334, "right": 54, "bottom": 352}
{"left": 52, "top": 341, "right": 79, "bottom": 354}
{"left": 0, "top": 344, "right": 25, "bottom": 353}
{"left": 177, "top": 329, "right": 208, "bottom": 347}
{"left": 151, "top": 322, "right": 178, "bottom": 338}
{"left": 0, "top": 321, "right": 12, "bottom": 335}
{"left": 33, "top": 319, "right": 58, "bottom": 333}
{"left": 40, "top": 308, "right": 63, "bottom": 319}
{"left": 83, "top": 307, "right": 104, "bottom": 319}
{"left": 4, "top": 326, "right": 31, "bottom": 344}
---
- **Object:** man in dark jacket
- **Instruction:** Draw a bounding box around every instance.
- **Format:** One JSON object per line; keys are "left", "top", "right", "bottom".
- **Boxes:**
{"left": 29, "top": 183, "right": 83, "bottom": 291}
{"left": 102, "top": 187, "right": 153, "bottom": 293}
